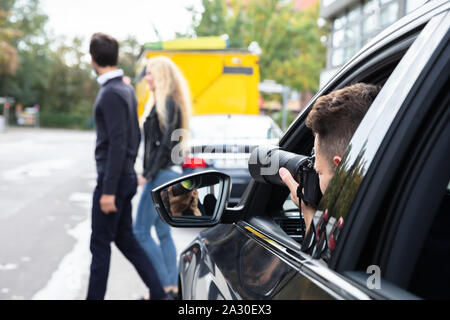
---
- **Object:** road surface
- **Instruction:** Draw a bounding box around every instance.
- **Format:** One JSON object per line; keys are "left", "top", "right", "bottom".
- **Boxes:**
{"left": 0, "top": 127, "right": 204, "bottom": 300}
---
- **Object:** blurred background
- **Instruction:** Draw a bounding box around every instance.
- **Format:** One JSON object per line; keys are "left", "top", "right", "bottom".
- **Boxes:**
{"left": 0, "top": 0, "right": 426, "bottom": 300}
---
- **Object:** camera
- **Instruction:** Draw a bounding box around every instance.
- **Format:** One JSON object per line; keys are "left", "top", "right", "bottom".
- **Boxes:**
{"left": 171, "top": 178, "right": 199, "bottom": 196}
{"left": 171, "top": 174, "right": 221, "bottom": 197}
{"left": 248, "top": 146, "right": 323, "bottom": 208}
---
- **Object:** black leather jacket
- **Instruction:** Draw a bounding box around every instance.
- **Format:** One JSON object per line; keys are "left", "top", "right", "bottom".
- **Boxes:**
{"left": 143, "top": 97, "right": 182, "bottom": 181}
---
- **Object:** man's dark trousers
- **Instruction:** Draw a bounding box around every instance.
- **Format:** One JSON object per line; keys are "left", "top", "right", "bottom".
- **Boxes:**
{"left": 86, "top": 173, "right": 166, "bottom": 300}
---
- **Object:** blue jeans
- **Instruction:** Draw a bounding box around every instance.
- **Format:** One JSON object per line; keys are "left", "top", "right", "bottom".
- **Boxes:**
{"left": 133, "top": 169, "right": 180, "bottom": 287}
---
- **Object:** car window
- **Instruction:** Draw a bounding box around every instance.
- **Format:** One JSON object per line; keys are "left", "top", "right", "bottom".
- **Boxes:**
{"left": 190, "top": 117, "right": 279, "bottom": 141}
{"left": 408, "top": 179, "right": 450, "bottom": 299}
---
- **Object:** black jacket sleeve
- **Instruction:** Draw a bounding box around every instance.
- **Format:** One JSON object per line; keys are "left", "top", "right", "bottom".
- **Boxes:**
{"left": 144, "top": 99, "right": 177, "bottom": 181}
{"left": 100, "top": 90, "right": 129, "bottom": 195}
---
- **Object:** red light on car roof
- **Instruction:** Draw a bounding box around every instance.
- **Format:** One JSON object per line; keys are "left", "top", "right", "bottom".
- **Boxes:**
{"left": 182, "top": 157, "right": 207, "bottom": 169}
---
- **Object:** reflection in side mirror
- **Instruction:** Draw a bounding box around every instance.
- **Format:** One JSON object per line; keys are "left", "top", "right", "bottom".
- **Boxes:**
{"left": 151, "top": 170, "right": 231, "bottom": 227}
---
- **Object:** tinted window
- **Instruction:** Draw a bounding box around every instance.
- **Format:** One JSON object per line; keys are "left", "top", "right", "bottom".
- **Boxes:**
{"left": 408, "top": 180, "right": 450, "bottom": 299}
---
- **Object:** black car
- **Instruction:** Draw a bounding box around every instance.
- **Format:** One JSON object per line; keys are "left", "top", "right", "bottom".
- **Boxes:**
{"left": 153, "top": 1, "right": 449, "bottom": 300}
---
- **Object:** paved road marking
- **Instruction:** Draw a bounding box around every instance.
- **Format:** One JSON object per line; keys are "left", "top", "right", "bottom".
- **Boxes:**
{"left": 32, "top": 191, "right": 92, "bottom": 300}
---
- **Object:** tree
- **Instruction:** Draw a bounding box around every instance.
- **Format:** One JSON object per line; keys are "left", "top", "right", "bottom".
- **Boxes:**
{"left": 194, "top": 0, "right": 227, "bottom": 37}
{"left": 1, "top": 0, "right": 98, "bottom": 128}
{"left": 0, "top": 4, "right": 21, "bottom": 95}
{"left": 2, "top": 0, "right": 50, "bottom": 101}
{"left": 190, "top": 0, "right": 326, "bottom": 93}
{"left": 118, "top": 35, "right": 141, "bottom": 84}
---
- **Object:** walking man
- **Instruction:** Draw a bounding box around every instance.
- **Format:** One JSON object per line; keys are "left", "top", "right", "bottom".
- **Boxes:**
{"left": 87, "top": 32, "right": 167, "bottom": 300}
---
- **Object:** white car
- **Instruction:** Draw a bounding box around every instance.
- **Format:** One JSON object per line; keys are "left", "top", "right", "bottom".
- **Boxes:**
{"left": 183, "top": 114, "right": 282, "bottom": 205}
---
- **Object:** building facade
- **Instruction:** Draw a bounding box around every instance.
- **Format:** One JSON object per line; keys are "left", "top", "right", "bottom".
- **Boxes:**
{"left": 319, "top": 0, "right": 427, "bottom": 87}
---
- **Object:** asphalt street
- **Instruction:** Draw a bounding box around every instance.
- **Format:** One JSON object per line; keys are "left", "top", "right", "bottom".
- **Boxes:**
{"left": 0, "top": 127, "right": 204, "bottom": 300}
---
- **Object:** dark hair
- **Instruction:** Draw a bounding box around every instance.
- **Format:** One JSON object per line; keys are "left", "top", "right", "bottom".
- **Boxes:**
{"left": 89, "top": 33, "right": 119, "bottom": 67}
{"left": 306, "top": 82, "right": 381, "bottom": 167}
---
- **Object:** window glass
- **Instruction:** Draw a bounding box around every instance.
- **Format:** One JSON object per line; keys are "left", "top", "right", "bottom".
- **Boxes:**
{"left": 345, "top": 45, "right": 357, "bottom": 61}
{"left": 331, "top": 48, "right": 344, "bottom": 66}
{"left": 408, "top": 179, "right": 450, "bottom": 299}
{"left": 406, "top": 0, "right": 426, "bottom": 13}
{"left": 362, "top": 36, "right": 373, "bottom": 47}
{"left": 363, "top": 13, "right": 378, "bottom": 36}
{"left": 363, "top": 0, "right": 379, "bottom": 15}
{"left": 332, "top": 29, "right": 345, "bottom": 48}
{"left": 380, "top": 2, "right": 399, "bottom": 28}
{"left": 345, "top": 23, "right": 359, "bottom": 43}
{"left": 347, "top": 6, "right": 360, "bottom": 23}
{"left": 333, "top": 14, "right": 347, "bottom": 30}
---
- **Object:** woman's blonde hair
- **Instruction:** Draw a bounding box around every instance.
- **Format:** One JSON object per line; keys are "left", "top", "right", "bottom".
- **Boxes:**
{"left": 141, "top": 56, "right": 191, "bottom": 152}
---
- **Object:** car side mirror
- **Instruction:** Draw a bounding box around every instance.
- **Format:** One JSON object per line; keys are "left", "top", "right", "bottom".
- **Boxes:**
{"left": 151, "top": 170, "right": 231, "bottom": 227}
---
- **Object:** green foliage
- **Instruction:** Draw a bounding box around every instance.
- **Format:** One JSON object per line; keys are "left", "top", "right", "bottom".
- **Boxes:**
{"left": 0, "top": 0, "right": 136, "bottom": 129}
{"left": 118, "top": 35, "right": 141, "bottom": 85}
{"left": 194, "top": 0, "right": 227, "bottom": 37}
{"left": 39, "top": 111, "right": 93, "bottom": 130}
{"left": 190, "top": 0, "right": 326, "bottom": 93}
{"left": 270, "top": 109, "right": 297, "bottom": 129}
{"left": 0, "top": 3, "right": 21, "bottom": 93}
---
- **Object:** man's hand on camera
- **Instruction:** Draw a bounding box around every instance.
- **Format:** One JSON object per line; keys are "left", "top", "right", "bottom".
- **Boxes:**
{"left": 100, "top": 194, "right": 117, "bottom": 214}
{"left": 279, "top": 168, "right": 315, "bottom": 234}
{"left": 168, "top": 186, "right": 192, "bottom": 216}
{"left": 279, "top": 168, "right": 299, "bottom": 206}
{"left": 189, "top": 189, "right": 203, "bottom": 216}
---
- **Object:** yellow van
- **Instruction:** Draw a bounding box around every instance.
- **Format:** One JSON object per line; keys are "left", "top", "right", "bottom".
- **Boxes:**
{"left": 135, "top": 36, "right": 260, "bottom": 118}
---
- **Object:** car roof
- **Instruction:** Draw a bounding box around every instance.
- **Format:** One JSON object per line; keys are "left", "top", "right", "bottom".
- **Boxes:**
{"left": 191, "top": 114, "right": 279, "bottom": 126}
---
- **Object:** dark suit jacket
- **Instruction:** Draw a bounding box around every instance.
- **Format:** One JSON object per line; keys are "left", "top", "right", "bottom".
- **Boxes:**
{"left": 94, "top": 76, "right": 140, "bottom": 195}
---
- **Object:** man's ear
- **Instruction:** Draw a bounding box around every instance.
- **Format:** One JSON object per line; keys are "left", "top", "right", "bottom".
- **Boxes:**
{"left": 333, "top": 156, "right": 342, "bottom": 167}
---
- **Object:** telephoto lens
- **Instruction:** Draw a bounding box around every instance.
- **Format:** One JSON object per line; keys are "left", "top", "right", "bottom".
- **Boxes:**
{"left": 248, "top": 146, "right": 323, "bottom": 208}
{"left": 248, "top": 146, "right": 309, "bottom": 186}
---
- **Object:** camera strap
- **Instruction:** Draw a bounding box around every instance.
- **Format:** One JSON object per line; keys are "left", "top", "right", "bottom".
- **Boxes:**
{"left": 297, "top": 166, "right": 306, "bottom": 203}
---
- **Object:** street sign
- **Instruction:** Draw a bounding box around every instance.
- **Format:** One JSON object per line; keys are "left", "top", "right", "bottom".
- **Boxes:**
{"left": 258, "top": 80, "right": 285, "bottom": 94}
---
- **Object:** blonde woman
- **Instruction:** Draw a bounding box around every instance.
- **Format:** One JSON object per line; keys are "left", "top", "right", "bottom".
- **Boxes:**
{"left": 133, "top": 56, "right": 191, "bottom": 299}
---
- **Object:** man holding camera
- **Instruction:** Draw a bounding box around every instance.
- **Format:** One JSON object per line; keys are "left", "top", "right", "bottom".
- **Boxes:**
{"left": 279, "top": 83, "right": 380, "bottom": 235}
